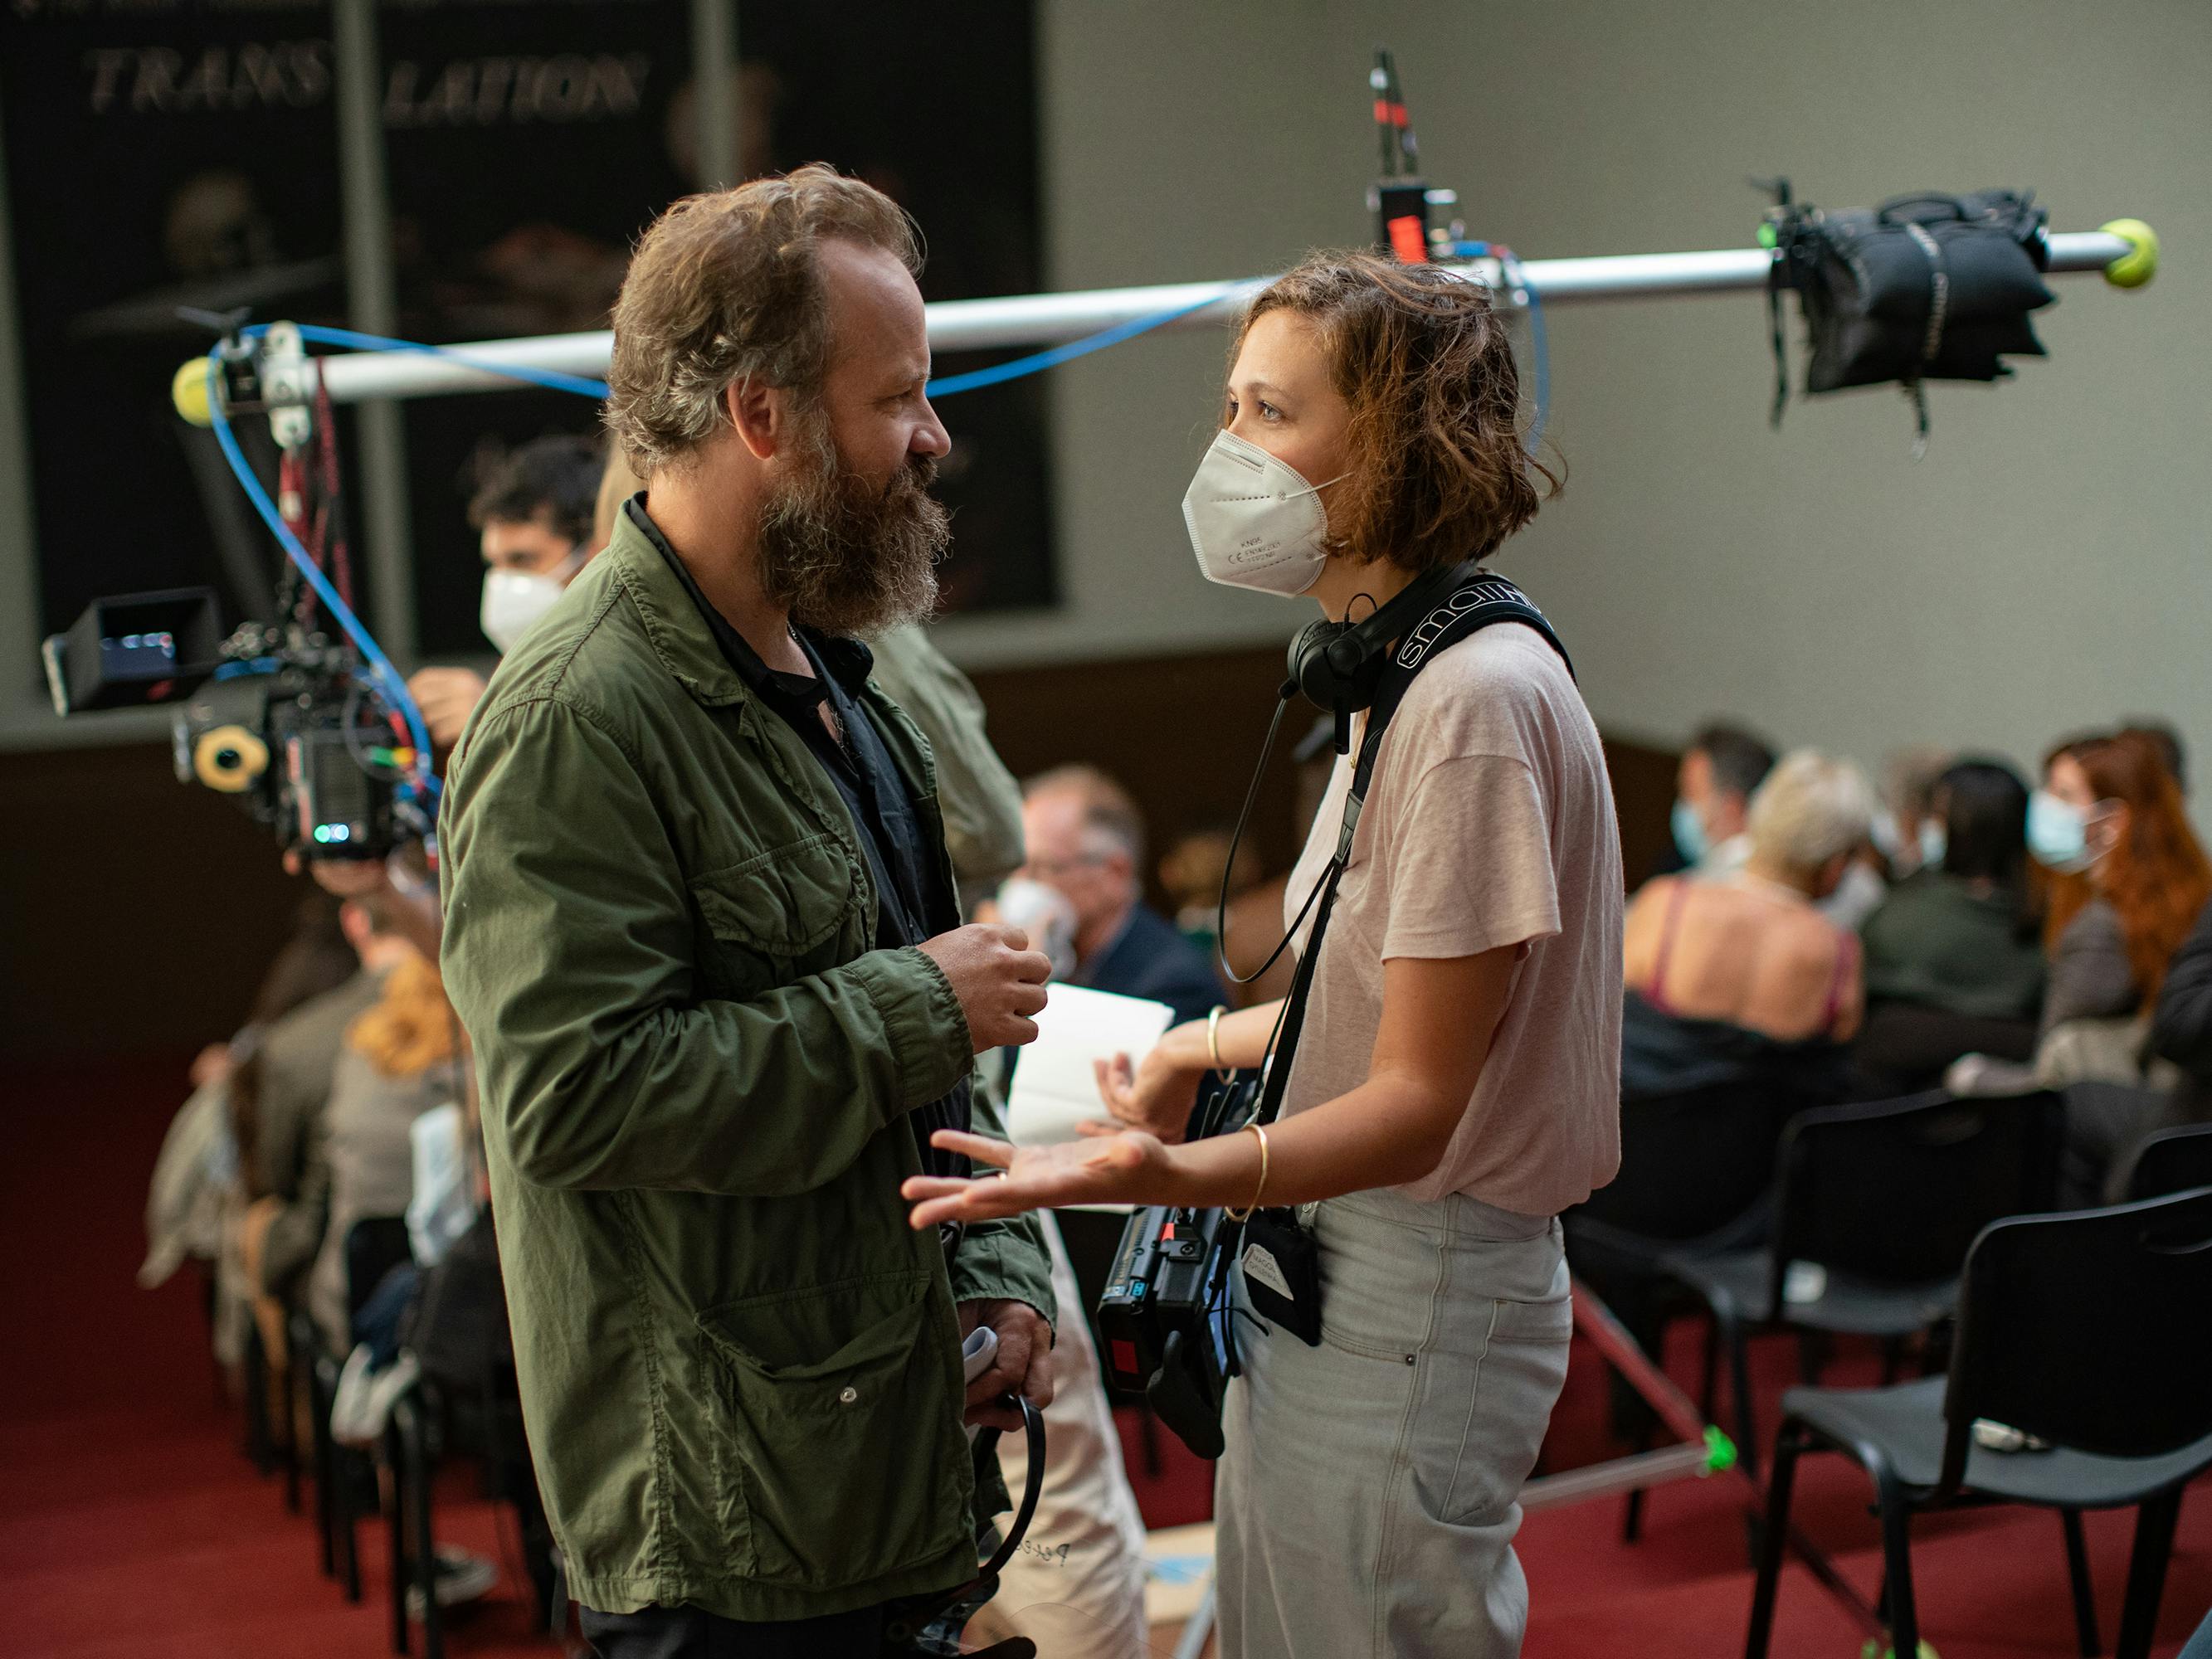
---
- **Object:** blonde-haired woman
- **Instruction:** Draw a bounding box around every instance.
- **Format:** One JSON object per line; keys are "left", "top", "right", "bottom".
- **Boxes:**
{"left": 1620, "top": 750, "right": 1876, "bottom": 1103}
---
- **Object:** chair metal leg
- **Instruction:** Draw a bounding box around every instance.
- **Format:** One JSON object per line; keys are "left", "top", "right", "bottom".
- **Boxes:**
{"left": 338, "top": 1449, "right": 364, "bottom": 1603}
{"left": 1713, "top": 1306, "right": 1763, "bottom": 1560}
{"left": 1873, "top": 1467, "right": 1919, "bottom": 1659}
{"left": 1878, "top": 1335, "right": 1904, "bottom": 1388}
{"left": 1743, "top": 1424, "right": 1803, "bottom": 1659}
{"left": 1621, "top": 1416, "right": 1654, "bottom": 1543}
{"left": 386, "top": 1418, "right": 411, "bottom": 1656}
{"left": 2062, "top": 1509, "right": 2100, "bottom": 1657}
{"left": 277, "top": 1352, "right": 302, "bottom": 1515}
{"left": 2115, "top": 1490, "right": 2182, "bottom": 1659}
{"left": 1796, "top": 1329, "right": 1830, "bottom": 1387}
{"left": 1719, "top": 1310, "right": 1759, "bottom": 1481}
{"left": 242, "top": 1323, "right": 274, "bottom": 1475}
{"left": 310, "top": 1355, "right": 339, "bottom": 1578}
{"left": 1698, "top": 1314, "right": 1722, "bottom": 1422}
{"left": 399, "top": 1396, "right": 444, "bottom": 1659}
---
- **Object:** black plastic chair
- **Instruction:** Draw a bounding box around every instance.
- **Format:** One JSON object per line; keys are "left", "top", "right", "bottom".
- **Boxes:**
{"left": 2117, "top": 1121, "right": 2212, "bottom": 1202}
{"left": 384, "top": 1387, "right": 444, "bottom": 1659}
{"left": 1853, "top": 1000, "right": 2037, "bottom": 1096}
{"left": 1563, "top": 1079, "right": 1795, "bottom": 1538}
{"left": 1664, "top": 1089, "right": 2063, "bottom": 1481}
{"left": 318, "top": 1218, "right": 416, "bottom": 1602}
{"left": 1747, "top": 1185, "right": 2212, "bottom": 1659}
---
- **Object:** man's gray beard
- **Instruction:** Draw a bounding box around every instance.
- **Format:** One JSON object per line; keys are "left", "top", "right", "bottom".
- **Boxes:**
{"left": 756, "top": 418, "right": 949, "bottom": 640}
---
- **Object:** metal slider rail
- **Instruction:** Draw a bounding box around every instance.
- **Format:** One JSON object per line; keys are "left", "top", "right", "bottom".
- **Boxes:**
{"left": 303, "top": 230, "right": 2139, "bottom": 405}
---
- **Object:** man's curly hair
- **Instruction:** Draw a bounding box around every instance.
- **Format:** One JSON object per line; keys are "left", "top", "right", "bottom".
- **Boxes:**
{"left": 604, "top": 163, "right": 922, "bottom": 474}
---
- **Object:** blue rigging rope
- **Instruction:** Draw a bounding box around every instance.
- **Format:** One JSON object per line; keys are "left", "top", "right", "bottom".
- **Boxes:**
{"left": 204, "top": 345, "right": 438, "bottom": 807}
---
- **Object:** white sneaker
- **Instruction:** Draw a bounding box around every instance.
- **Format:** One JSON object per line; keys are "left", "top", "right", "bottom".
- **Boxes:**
{"left": 404, "top": 1545, "right": 498, "bottom": 1620}
{"left": 329, "top": 1347, "right": 420, "bottom": 1447}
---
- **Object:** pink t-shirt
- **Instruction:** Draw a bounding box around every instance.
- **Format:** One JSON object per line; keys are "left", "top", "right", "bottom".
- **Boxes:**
{"left": 1281, "top": 620, "right": 1624, "bottom": 1215}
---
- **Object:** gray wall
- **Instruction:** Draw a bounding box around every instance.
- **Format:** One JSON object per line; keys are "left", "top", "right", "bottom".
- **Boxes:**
{"left": 935, "top": 0, "right": 2212, "bottom": 799}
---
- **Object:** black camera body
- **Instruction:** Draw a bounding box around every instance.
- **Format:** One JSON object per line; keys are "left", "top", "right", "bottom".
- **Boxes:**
{"left": 1098, "top": 1200, "right": 1241, "bottom": 1460}
{"left": 46, "top": 586, "right": 399, "bottom": 862}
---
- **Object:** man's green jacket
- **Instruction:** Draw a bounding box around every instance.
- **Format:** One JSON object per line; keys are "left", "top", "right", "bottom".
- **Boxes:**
{"left": 439, "top": 513, "right": 1055, "bottom": 1623}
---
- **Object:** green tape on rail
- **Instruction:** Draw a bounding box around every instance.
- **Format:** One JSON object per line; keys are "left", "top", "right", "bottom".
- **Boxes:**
{"left": 1702, "top": 1425, "right": 1738, "bottom": 1475}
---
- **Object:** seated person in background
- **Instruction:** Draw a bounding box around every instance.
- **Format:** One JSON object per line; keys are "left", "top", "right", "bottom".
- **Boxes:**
{"left": 1872, "top": 744, "right": 1956, "bottom": 879}
{"left": 144, "top": 893, "right": 358, "bottom": 1355}
{"left": 1863, "top": 758, "right": 2046, "bottom": 1019}
{"left": 2031, "top": 732, "right": 2210, "bottom": 1045}
{"left": 1856, "top": 759, "right": 2046, "bottom": 1090}
{"left": 305, "top": 948, "right": 464, "bottom": 1354}
{"left": 237, "top": 894, "right": 417, "bottom": 1347}
{"left": 1659, "top": 720, "right": 1776, "bottom": 879}
{"left": 1019, "top": 764, "right": 1225, "bottom": 1025}
{"left": 2151, "top": 893, "right": 2212, "bottom": 1125}
{"left": 1955, "top": 731, "right": 2212, "bottom": 1104}
{"left": 303, "top": 949, "right": 498, "bottom": 1608}
{"left": 1620, "top": 750, "right": 1872, "bottom": 1104}
{"left": 407, "top": 432, "right": 606, "bottom": 748}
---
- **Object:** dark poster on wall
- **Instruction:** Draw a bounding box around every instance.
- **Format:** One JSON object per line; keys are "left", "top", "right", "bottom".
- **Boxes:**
{"left": 386, "top": 0, "right": 1055, "bottom": 654}
{"left": 6, "top": 0, "right": 1052, "bottom": 657}
{"left": 3, "top": 0, "right": 349, "bottom": 636}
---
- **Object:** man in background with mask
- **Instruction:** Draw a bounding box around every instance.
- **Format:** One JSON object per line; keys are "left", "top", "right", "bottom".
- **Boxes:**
{"left": 1663, "top": 721, "right": 1776, "bottom": 879}
{"left": 1018, "top": 764, "right": 1225, "bottom": 1028}
{"left": 441, "top": 167, "right": 1055, "bottom": 1657}
{"left": 407, "top": 433, "right": 605, "bottom": 748}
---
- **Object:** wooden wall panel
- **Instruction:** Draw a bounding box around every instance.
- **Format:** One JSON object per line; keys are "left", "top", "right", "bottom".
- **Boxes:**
{"left": 0, "top": 652, "right": 1681, "bottom": 1059}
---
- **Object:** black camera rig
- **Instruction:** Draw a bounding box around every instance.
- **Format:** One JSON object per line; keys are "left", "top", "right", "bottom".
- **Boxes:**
{"left": 42, "top": 319, "right": 431, "bottom": 860}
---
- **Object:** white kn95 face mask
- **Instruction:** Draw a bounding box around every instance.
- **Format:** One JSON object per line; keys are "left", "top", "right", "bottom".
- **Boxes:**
{"left": 480, "top": 551, "right": 583, "bottom": 653}
{"left": 1181, "top": 429, "right": 1344, "bottom": 596}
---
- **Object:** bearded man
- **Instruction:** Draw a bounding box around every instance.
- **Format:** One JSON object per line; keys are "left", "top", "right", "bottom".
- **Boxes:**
{"left": 439, "top": 166, "right": 1057, "bottom": 1658}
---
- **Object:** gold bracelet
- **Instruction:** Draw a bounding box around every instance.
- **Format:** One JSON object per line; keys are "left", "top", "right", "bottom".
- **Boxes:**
{"left": 1224, "top": 1122, "right": 1270, "bottom": 1222}
{"left": 1206, "top": 1005, "right": 1228, "bottom": 1071}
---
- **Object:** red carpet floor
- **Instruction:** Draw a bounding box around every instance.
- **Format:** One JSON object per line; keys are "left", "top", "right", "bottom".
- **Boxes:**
{"left": 7, "top": 1048, "right": 2208, "bottom": 1657}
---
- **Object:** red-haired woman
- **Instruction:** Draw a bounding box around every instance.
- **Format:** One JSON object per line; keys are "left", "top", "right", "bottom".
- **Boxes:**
{"left": 1958, "top": 730, "right": 2212, "bottom": 1191}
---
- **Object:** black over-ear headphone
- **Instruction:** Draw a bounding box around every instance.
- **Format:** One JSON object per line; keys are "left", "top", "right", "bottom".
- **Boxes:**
{"left": 1286, "top": 558, "right": 1478, "bottom": 713}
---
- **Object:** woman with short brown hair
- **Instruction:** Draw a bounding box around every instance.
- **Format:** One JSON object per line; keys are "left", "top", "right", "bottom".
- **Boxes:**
{"left": 905, "top": 251, "right": 1624, "bottom": 1657}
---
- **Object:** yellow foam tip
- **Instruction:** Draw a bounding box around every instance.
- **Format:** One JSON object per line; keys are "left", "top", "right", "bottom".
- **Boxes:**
{"left": 2099, "top": 218, "right": 2159, "bottom": 289}
{"left": 194, "top": 725, "right": 268, "bottom": 793}
{"left": 172, "top": 358, "right": 216, "bottom": 428}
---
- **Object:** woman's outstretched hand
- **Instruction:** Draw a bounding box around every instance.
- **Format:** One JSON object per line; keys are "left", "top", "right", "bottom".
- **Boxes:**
{"left": 904, "top": 1127, "right": 1175, "bottom": 1229}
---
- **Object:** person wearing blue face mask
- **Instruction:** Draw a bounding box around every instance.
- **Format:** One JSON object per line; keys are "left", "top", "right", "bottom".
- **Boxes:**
{"left": 1948, "top": 735, "right": 2212, "bottom": 1141}
{"left": 1661, "top": 722, "right": 1776, "bottom": 878}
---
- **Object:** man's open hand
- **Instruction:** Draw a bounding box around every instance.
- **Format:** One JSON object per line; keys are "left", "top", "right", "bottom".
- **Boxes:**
{"left": 956, "top": 1297, "right": 1053, "bottom": 1432}
{"left": 917, "top": 924, "right": 1051, "bottom": 1053}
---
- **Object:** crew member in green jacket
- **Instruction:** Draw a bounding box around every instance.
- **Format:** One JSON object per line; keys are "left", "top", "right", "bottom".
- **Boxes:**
{"left": 441, "top": 165, "right": 1057, "bottom": 1655}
